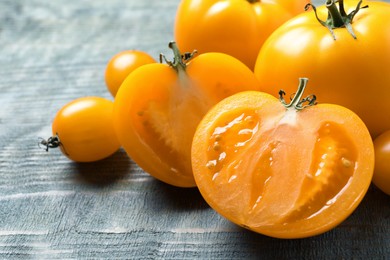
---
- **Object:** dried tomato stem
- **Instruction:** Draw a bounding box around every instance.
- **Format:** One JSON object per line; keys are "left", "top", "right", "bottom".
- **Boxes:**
{"left": 279, "top": 78, "right": 317, "bottom": 111}
{"left": 39, "top": 134, "right": 61, "bottom": 151}
{"left": 159, "top": 41, "right": 197, "bottom": 72}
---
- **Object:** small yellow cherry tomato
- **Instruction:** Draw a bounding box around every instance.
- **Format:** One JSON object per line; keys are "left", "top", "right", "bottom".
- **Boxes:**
{"left": 373, "top": 130, "right": 390, "bottom": 195}
{"left": 42, "top": 97, "right": 121, "bottom": 162}
{"left": 105, "top": 50, "right": 156, "bottom": 97}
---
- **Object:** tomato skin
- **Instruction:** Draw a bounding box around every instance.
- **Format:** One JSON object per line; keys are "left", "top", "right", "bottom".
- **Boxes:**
{"left": 174, "top": 0, "right": 309, "bottom": 70}
{"left": 373, "top": 130, "right": 390, "bottom": 195}
{"left": 105, "top": 50, "right": 156, "bottom": 97}
{"left": 52, "top": 97, "right": 120, "bottom": 162}
{"left": 192, "top": 82, "right": 374, "bottom": 238}
{"left": 254, "top": 1, "right": 390, "bottom": 138}
{"left": 113, "top": 51, "right": 260, "bottom": 187}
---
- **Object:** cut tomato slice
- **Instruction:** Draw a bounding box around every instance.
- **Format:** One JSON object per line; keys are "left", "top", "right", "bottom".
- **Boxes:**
{"left": 192, "top": 78, "right": 374, "bottom": 238}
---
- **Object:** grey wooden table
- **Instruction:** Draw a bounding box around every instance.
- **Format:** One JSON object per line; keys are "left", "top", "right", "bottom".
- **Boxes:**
{"left": 1, "top": 0, "right": 389, "bottom": 259}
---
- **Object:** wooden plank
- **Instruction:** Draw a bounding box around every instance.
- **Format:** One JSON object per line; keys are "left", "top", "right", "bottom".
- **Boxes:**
{"left": 0, "top": 0, "right": 389, "bottom": 259}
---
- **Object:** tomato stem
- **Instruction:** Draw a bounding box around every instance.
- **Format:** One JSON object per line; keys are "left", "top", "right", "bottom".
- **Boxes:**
{"left": 39, "top": 134, "right": 61, "bottom": 151}
{"left": 247, "top": 0, "right": 260, "bottom": 3}
{"left": 159, "top": 41, "right": 197, "bottom": 72}
{"left": 305, "top": 0, "right": 368, "bottom": 40}
{"left": 326, "top": 0, "right": 345, "bottom": 28}
{"left": 279, "top": 78, "right": 317, "bottom": 111}
{"left": 40, "top": 133, "right": 70, "bottom": 156}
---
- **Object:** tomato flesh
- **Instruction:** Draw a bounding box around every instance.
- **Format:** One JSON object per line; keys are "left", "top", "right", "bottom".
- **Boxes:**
{"left": 113, "top": 52, "right": 260, "bottom": 187}
{"left": 192, "top": 90, "right": 374, "bottom": 238}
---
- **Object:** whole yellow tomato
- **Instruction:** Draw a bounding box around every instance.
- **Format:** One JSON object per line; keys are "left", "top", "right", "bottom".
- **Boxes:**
{"left": 174, "top": 0, "right": 310, "bottom": 70}
{"left": 113, "top": 42, "right": 260, "bottom": 187}
{"left": 105, "top": 50, "right": 156, "bottom": 97}
{"left": 373, "top": 130, "right": 390, "bottom": 195}
{"left": 42, "top": 97, "right": 120, "bottom": 162}
{"left": 254, "top": 0, "right": 390, "bottom": 138}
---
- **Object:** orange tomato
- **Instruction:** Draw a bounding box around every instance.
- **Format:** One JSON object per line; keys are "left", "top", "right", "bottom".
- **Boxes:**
{"left": 113, "top": 42, "right": 260, "bottom": 187}
{"left": 254, "top": 0, "right": 390, "bottom": 138}
{"left": 373, "top": 130, "right": 390, "bottom": 195}
{"left": 174, "top": 0, "right": 310, "bottom": 70}
{"left": 192, "top": 78, "right": 374, "bottom": 238}
{"left": 105, "top": 50, "right": 156, "bottom": 97}
{"left": 42, "top": 97, "right": 120, "bottom": 162}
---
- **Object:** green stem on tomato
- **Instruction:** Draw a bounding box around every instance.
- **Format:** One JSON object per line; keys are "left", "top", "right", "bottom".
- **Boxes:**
{"left": 306, "top": 0, "right": 368, "bottom": 40}
{"left": 279, "top": 78, "right": 317, "bottom": 111}
{"left": 326, "top": 0, "right": 345, "bottom": 28}
{"left": 159, "top": 41, "right": 197, "bottom": 72}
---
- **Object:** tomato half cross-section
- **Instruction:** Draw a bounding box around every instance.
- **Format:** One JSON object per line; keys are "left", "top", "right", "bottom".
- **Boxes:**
{"left": 191, "top": 78, "right": 374, "bottom": 238}
{"left": 174, "top": 0, "right": 310, "bottom": 70}
{"left": 113, "top": 42, "right": 260, "bottom": 187}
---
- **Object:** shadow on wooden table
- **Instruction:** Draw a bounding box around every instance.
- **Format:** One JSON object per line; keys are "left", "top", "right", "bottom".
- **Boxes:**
{"left": 152, "top": 180, "right": 210, "bottom": 211}
{"left": 228, "top": 185, "right": 390, "bottom": 258}
{"left": 72, "top": 149, "right": 132, "bottom": 187}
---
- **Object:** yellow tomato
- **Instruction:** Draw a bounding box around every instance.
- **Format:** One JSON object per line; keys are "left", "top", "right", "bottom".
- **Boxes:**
{"left": 254, "top": 0, "right": 390, "bottom": 138}
{"left": 42, "top": 97, "right": 120, "bottom": 162}
{"left": 373, "top": 130, "right": 390, "bottom": 195}
{"left": 174, "top": 0, "right": 309, "bottom": 70}
{"left": 113, "top": 42, "right": 260, "bottom": 187}
{"left": 105, "top": 50, "right": 156, "bottom": 97}
{"left": 192, "top": 78, "right": 374, "bottom": 238}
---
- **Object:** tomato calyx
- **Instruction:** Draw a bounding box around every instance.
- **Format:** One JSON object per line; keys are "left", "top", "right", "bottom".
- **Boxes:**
{"left": 247, "top": 0, "right": 260, "bottom": 3}
{"left": 39, "top": 134, "right": 64, "bottom": 152}
{"left": 279, "top": 78, "right": 317, "bottom": 111}
{"left": 159, "top": 41, "right": 197, "bottom": 72}
{"left": 305, "top": 0, "right": 368, "bottom": 40}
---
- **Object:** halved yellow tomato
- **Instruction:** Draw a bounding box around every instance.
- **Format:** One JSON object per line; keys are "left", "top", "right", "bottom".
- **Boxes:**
{"left": 113, "top": 42, "right": 260, "bottom": 187}
{"left": 192, "top": 78, "right": 374, "bottom": 238}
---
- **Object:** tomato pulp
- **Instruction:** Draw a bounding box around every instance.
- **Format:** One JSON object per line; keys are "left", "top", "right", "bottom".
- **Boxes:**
{"left": 192, "top": 78, "right": 374, "bottom": 238}
{"left": 113, "top": 42, "right": 260, "bottom": 187}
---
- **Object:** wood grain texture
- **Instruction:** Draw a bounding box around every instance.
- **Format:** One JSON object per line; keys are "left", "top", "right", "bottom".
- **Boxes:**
{"left": 0, "top": 0, "right": 389, "bottom": 259}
